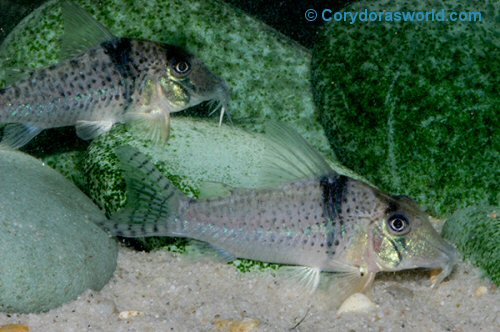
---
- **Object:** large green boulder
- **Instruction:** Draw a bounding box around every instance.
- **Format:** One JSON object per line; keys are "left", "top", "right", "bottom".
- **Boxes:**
{"left": 312, "top": 0, "right": 499, "bottom": 216}
{"left": 0, "top": 150, "right": 117, "bottom": 313}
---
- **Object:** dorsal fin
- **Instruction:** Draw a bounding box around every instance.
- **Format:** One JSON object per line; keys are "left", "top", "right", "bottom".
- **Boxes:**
{"left": 258, "top": 122, "right": 336, "bottom": 187}
{"left": 61, "top": 1, "right": 115, "bottom": 60}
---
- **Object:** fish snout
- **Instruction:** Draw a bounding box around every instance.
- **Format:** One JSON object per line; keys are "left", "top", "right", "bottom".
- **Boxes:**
{"left": 431, "top": 240, "right": 458, "bottom": 287}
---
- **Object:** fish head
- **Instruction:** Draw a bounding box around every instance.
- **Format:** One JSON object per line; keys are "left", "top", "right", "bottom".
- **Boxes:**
{"left": 160, "top": 45, "right": 230, "bottom": 119}
{"left": 368, "top": 193, "right": 457, "bottom": 286}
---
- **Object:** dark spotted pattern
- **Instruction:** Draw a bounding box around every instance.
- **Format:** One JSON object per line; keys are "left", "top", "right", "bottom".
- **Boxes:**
{"left": 0, "top": 39, "right": 162, "bottom": 128}
{"left": 182, "top": 178, "right": 350, "bottom": 268}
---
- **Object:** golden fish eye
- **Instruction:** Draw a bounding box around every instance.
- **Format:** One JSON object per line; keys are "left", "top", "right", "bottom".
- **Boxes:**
{"left": 172, "top": 61, "right": 191, "bottom": 75}
{"left": 387, "top": 214, "right": 411, "bottom": 235}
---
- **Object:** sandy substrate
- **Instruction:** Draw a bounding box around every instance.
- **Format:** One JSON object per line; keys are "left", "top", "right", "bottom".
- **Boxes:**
{"left": 1, "top": 245, "right": 498, "bottom": 332}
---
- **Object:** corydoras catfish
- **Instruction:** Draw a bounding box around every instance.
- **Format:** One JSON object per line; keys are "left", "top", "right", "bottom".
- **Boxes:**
{"left": 99, "top": 123, "right": 457, "bottom": 302}
{"left": 0, "top": 2, "right": 228, "bottom": 148}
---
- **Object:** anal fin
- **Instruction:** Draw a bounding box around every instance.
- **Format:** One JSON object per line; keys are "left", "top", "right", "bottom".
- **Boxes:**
{"left": 0, "top": 123, "right": 42, "bottom": 149}
{"left": 75, "top": 120, "right": 114, "bottom": 140}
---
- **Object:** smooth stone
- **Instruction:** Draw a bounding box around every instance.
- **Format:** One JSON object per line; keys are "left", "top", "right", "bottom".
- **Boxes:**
{"left": 337, "top": 293, "right": 377, "bottom": 315}
{"left": 0, "top": 150, "right": 117, "bottom": 313}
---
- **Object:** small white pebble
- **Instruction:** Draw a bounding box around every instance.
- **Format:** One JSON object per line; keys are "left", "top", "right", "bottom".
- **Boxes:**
{"left": 474, "top": 286, "right": 488, "bottom": 298}
{"left": 337, "top": 293, "right": 376, "bottom": 315}
{"left": 95, "top": 299, "right": 116, "bottom": 316}
{"left": 118, "top": 310, "right": 144, "bottom": 320}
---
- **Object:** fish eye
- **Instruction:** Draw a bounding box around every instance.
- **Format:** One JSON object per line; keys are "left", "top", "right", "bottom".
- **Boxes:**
{"left": 172, "top": 60, "right": 191, "bottom": 76}
{"left": 387, "top": 214, "right": 410, "bottom": 235}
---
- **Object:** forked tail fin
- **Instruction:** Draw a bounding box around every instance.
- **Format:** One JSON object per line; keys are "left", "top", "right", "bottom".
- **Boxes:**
{"left": 96, "top": 145, "right": 187, "bottom": 238}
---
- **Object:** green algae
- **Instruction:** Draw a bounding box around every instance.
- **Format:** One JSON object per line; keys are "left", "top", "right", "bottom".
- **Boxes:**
{"left": 442, "top": 205, "right": 500, "bottom": 285}
{"left": 312, "top": 0, "right": 499, "bottom": 217}
{"left": 42, "top": 150, "right": 87, "bottom": 190}
{"left": 231, "top": 259, "right": 280, "bottom": 273}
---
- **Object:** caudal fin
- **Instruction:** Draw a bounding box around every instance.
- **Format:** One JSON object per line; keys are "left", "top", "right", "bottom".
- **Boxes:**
{"left": 97, "top": 145, "right": 187, "bottom": 237}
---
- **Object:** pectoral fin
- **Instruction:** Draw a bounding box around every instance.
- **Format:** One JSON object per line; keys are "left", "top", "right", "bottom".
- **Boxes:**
{"left": 278, "top": 266, "right": 322, "bottom": 294}
{"left": 0, "top": 123, "right": 42, "bottom": 149}
{"left": 128, "top": 110, "right": 171, "bottom": 145}
{"left": 277, "top": 264, "right": 375, "bottom": 306}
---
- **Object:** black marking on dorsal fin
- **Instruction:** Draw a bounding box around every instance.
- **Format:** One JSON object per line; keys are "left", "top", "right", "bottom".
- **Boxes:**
{"left": 101, "top": 38, "right": 134, "bottom": 79}
{"left": 101, "top": 38, "right": 136, "bottom": 104}
{"left": 385, "top": 200, "right": 399, "bottom": 214}
{"left": 320, "top": 175, "right": 348, "bottom": 255}
{"left": 165, "top": 45, "right": 193, "bottom": 62}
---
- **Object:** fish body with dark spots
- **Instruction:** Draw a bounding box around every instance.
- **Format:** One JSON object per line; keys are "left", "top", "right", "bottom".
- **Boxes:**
{"left": 99, "top": 122, "right": 458, "bottom": 302}
{"left": 0, "top": 2, "right": 229, "bottom": 148}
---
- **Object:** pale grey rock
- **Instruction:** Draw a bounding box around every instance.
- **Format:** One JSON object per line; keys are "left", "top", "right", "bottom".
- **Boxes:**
{"left": 0, "top": 150, "right": 117, "bottom": 313}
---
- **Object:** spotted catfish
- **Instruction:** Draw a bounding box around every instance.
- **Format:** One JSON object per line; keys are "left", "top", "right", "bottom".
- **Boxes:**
{"left": 98, "top": 122, "right": 457, "bottom": 301}
{"left": 0, "top": 2, "right": 228, "bottom": 148}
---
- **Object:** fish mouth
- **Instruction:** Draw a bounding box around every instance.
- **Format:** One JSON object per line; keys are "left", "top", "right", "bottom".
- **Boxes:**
{"left": 167, "top": 77, "right": 230, "bottom": 126}
{"left": 201, "top": 79, "right": 231, "bottom": 126}
{"left": 419, "top": 239, "right": 458, "bottom": 287}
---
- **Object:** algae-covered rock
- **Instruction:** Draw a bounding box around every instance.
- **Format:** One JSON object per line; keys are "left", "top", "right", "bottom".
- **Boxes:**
{"left": 84, "top": 117, "right": 362, "bottom": 256}
{"left": 42, "top": 150, "right": 87, "bottom": 190}
{"left": 0, "top": 0, "right": 332, "bottom": 158}
{"left": 85, "top": 118, "right": 362, "bottom": 215}
{"left": 442, "top": 205, "right": 499, "bottom": 285}
{"left": 312, "top": 0, "right": 499, "bottom": 216}
{"left": 0, "top": 150, "right": 117, "bottom": 313}
{"left": 17, "top": 128, "right": 90, "bottom": 190}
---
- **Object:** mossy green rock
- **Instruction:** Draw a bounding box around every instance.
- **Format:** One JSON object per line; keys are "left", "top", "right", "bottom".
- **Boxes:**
{"left": 0, "top": 150, "right": 117, "bottom": 313}
{"left": 312, "top": 0, "right": 499, "bottom": 216}
{"left": 84, "top": 117, "right": 363, "bottom": 258}
{"left": 0, "top": 0, "right": 332, "bottom": 158}
{"left": 85, "top": 118, "right": 362, "bottom": 215}
{"left": 442, "top": 205, "right": 499, "bottom": 285}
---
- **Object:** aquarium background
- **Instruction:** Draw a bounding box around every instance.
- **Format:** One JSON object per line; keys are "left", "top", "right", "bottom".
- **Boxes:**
{"left": 0, "top": 0, "right": 352, "bottom": 46}
{"left": 0, "top": 0, "right": 498, "bottom": 329}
